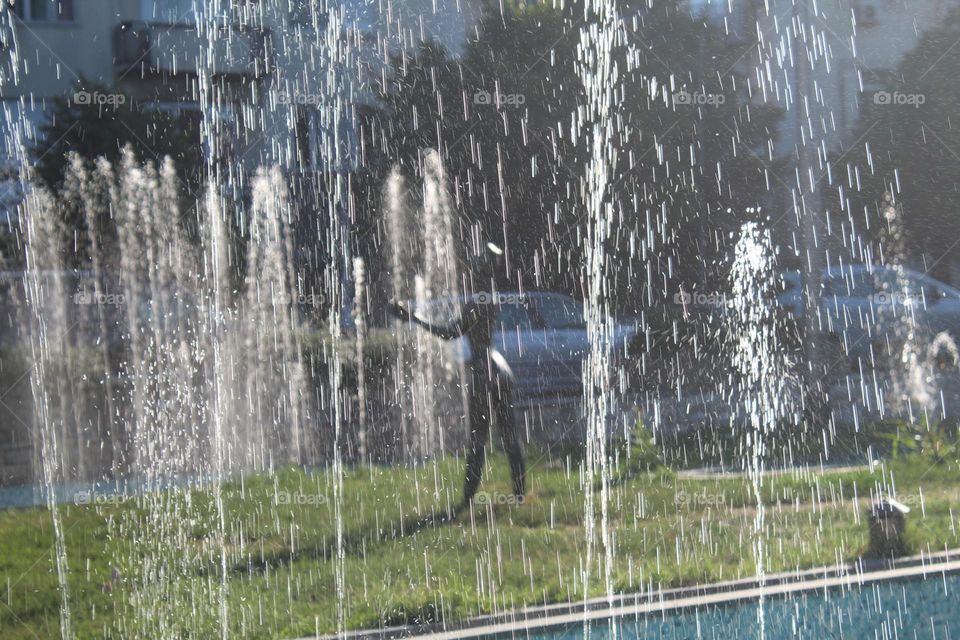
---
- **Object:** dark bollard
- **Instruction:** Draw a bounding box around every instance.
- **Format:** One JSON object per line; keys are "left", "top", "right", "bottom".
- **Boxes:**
{"left": 867, "top": 498, "right": 910, "bottom": 558}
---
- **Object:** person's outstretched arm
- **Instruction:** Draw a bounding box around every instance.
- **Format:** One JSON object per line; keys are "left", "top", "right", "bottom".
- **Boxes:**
{"left": 388, "top": 301, "right": 466, "bottom": 340}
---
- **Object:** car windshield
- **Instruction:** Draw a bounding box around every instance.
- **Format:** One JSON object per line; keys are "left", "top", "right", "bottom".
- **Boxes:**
{"left": 536, "top": 295, "right": 586, "bottom": 329}
{"left": 773, "top": 273, "right": 799, "bottom": 295}
{"left": 826, "top": 269, "right": 944, "bottom": 304}
{"left": 824, "top": 269, "right": 880, "bottom": 297}
{"left": 496, "top": 301, "right": 534, "bottom": 331}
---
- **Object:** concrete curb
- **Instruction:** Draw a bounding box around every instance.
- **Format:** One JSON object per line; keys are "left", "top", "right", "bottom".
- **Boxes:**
{"left": 306, "top": 549, "right": 960, "bottom": 639}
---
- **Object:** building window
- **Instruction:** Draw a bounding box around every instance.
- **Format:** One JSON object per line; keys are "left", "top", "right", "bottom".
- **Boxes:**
{"left": 10, "top": 0, "right": 75, "bottom": 22}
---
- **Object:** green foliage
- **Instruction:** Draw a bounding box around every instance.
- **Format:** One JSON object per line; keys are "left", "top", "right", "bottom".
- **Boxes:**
{"left": 30, "top": 79, "right": 202, "bottom": 191}
{"left": 839, "top": 7, "right": 960, "bottom": 282}
{"left": 611, "top": 417, "right": 664, "bottom": 480}
{"left": 2, "top": 457, "right": 958, "bottom": 638}
{"left": 379, "top": 601, "right": 443, "bottom": 626}
{"left": 661, "top": 418, "right": 894, "bottom": 470}
{"left": 877, "top": 418, "right": 960, "bottom": 464}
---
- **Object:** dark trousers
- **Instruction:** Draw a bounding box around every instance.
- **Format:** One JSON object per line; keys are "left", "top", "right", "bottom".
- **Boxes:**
{"left": 463, "top": 370, "right": 525, "bottom": 503}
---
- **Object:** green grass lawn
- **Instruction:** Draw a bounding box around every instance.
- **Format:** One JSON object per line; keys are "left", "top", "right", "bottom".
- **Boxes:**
{"left": 2, "top": 452, "right": 958, "bottom": 639}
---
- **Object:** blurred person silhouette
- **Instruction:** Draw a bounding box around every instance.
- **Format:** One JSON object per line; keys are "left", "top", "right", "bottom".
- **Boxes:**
{"left": 389, "top": 241, "right": 525, "bottom": 505}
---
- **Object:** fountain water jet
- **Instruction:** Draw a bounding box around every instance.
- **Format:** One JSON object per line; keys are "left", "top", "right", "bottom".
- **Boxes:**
{"left": 385, "top": 152, "right": 466, "bottom": 463}
{"left": 727, "top": 221, "right": 797, "bottom": 640}
{"left": 243, "top": 166, "right": 310, "bottom": 469}
{"left": 22, "top": 186, "right": 73, "bottom": 640}
{"left": 352, "top": 255, "right": 368, "bottom": 461}
{"left": 576, "top": 0, "right": 625, "bottom": 628}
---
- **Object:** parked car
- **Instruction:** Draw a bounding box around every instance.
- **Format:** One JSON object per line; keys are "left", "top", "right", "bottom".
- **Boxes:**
{"left": 775, "top": 265, "right": 960, "bottom": 370}
{"left": 409, "top": 291, "right": 639, "bottom": 402}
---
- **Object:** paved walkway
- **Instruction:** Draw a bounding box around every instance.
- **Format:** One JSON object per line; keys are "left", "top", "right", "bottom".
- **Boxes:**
{"left": 676, "top": 462, "right": 870, "bottom": 480}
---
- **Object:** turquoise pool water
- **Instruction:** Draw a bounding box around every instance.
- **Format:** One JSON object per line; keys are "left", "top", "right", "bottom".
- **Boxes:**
{"left": 529, "top": 573, "right": 959, "bottom": 639}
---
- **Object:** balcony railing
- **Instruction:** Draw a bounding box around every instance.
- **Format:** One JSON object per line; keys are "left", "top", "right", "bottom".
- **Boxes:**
{"left": 113, "top": 21, "right": 269, "bottom": 78}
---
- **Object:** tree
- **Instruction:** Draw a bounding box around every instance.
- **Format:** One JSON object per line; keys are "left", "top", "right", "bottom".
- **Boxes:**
{"left": 372, "top": 0, "right": 780, "bottom": 305}
{"left": 838, "top": 8, "right": 960, "bottom": 283}
{"left": 30, "top": 79, "right": 201, "bottom": 192}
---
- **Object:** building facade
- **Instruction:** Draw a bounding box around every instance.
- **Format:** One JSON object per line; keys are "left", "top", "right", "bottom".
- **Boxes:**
{"left": 0, "top": 0, "right": 478, "bottom": 175}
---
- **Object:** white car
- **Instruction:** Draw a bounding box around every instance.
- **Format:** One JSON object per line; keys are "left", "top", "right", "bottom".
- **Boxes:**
{"left": 776, "top": 265, "right": 960, "bottom": 369}
{"left": 411, "top": 291, "right": 638, "bottom": 402}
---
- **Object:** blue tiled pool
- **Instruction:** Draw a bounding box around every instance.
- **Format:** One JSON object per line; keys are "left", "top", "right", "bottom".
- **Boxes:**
{"left": 529, "top": 573, "right": 959, "bottom": 639}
